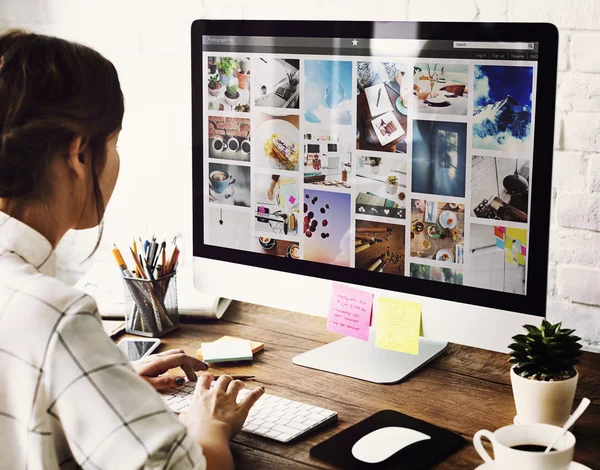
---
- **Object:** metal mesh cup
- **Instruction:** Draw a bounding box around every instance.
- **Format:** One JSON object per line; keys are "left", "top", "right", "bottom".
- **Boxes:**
{"left": 122, "top": 272, "right": 179, "bottom": 337}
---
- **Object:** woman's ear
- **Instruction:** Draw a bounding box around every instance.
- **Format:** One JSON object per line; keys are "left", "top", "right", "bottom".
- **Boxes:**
{"left": 66, "top": 135, "right": 89, "bottom": 180}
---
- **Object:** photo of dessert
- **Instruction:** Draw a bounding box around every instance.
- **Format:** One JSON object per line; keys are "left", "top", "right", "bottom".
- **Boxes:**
{"left": 255, "top": 113, "right": 300, "bottom": 171}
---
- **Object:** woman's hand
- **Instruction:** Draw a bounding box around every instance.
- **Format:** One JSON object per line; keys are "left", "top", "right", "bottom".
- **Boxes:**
{"left": 131, "top": 349, "right": 208, "bottom": 390}
{"left": 181, "top": 373, "right": 264, "bottom": 441}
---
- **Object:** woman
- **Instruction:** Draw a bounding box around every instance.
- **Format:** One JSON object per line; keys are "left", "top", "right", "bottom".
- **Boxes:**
{"left": 0, "top": 30, "right": 263, "bottom": 469}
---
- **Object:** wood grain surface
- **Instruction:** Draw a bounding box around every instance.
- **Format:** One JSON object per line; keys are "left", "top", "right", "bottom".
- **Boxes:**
{"left": 124, "top": 301, "right": 600, "bottom": 469}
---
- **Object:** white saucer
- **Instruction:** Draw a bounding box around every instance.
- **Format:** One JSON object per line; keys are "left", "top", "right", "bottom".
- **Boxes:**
{"left": 475, "top": 462, "right": 590, "bottom": 469}
{"left": 209, "top": 185, "right": 235, "bottom": 203}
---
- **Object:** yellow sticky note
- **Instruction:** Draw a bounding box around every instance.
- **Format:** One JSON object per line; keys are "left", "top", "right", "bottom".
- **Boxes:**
{"left": 375, "top": 298, "right": 421, "bottom": 355}
{"left": 506, "top": 228, "right": 527, "bottom": 246}
{"left": 517, "top": 253, "right": 525, "bottom": 266}
{"left": 505, "top": 237, "right": 513, "bottom": 251}
{"left": 506, "top": 250, "right": 514, "bottom": 264}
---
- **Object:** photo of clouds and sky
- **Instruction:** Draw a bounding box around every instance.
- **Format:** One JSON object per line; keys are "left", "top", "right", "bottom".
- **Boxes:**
{"left": 303, "top": 189, "right": 351, "bottom": 266}
{"left": 473, "top": 65, "right": 533, "bottom": 152}
{"left": 304, "top": 60, "right": 353, "bottom": 126}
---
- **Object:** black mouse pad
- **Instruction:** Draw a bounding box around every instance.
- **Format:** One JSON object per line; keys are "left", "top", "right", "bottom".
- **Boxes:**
{"left": 310, "top": 410, "right": 464, "bottom": 469}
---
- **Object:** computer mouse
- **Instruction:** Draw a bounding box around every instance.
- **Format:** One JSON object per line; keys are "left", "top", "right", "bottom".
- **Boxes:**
{"left": 351, "top": 426, "right": 431, "bottom": 464}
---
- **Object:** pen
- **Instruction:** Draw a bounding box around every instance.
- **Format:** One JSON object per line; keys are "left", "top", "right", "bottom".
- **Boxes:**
{"left": 376, "top": 87, "right": 381, "bottom": 107}
{"left": 213, "top": 375, "right": 255, "bottom": 381}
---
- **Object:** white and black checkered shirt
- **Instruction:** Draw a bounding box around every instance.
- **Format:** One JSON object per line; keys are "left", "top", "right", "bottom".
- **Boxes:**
{"left": 0, "top": 212, "right": 206, "bottom": 469}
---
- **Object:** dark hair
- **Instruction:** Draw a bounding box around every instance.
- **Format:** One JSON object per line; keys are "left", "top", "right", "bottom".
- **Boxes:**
{"left": 0, "top": 29, "right": 124, "bottom": 252}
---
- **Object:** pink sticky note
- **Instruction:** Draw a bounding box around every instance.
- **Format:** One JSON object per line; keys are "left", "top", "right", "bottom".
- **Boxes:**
{"left": 499, "top": 226, "right": 506, "bottom": 233}
{"left": 289, "top": 195, "right": 296, "bottom": 204}
{"left": 327, "top": 283, "right": 373, "bottom": 341}
{"left": 521, "top": 245, "right": 527, "bottom": 256}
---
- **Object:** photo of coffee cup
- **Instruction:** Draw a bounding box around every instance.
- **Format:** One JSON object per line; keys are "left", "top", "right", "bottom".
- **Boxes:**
{"left": 227, "top": 137, "right": 240, "bottom": 153}
{"left": 473, "top": 424, "right": 575, "bottom": 470}
{"left": 241, "top": 139, "right": 251, "bottom": 155}
{"left": 259, "top": 237, "right": 276, "bottom": 250}
{"left": 210, "top": 170, "right": 236, "bottom": 194}
{"left": 212, "top": 136, "right": 226, "bottom": 153}
{"left": 286, "top": 244, "right": 299, "bottom": 259}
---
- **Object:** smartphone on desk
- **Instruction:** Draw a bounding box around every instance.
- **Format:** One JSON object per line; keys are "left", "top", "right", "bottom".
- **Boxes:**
{"left": 117, "top": 338, "right": 161, "bottom": 361}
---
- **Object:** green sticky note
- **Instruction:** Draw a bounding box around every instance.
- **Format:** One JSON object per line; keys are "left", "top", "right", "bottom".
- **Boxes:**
{"left": 375, "top": 298, "right": 421, "bottom": 355}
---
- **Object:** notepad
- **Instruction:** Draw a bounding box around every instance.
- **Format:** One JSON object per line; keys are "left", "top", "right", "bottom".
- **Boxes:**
{"left": 327, "top": 283, "right": 373, "bottom": 341}
{"left": 197, "top": 336, "right": 264, "bottom": 360}
{"left": 375, "top": 298, "right": 421, "bottom": 355}
{"left": 201, "top": 339, "right": 253, "bottom": 363}
{"left": 365, "top": 83, "right": 393, "bottom": 117}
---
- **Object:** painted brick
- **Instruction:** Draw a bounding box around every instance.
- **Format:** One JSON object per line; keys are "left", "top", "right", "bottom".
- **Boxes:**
{"left": 546, "top": 299, "right": 600, "bottom": 351}
{"left": 556, "top": 265, "right": 600, "bottom": 306}
{"left": 572, "top": 32, "right": 600, "bottom": 73}
{"left": 0, "top": 0, "right": 46, "bottom": 23}
{"left": 550, "top": 226, "right": 600, "bottom": 266}
{"left": 557, "top": 193, "right": 600, "bottom": 231}
{"left": 508, "top": 0, "right": 600, "bottom": 30}
{"left": 557, "top": 72, "right": 600, "bottom": 112}
{"left": 475, "top": 1, "right": 508, "bottom": 21}
{"left": 564, "top": 112, "right": 600, "bottom": 152}
{"left": 409, "top": 0, "right": 477, "bottom": 21}
{"left": 557, "top": 31, "right": 569, "bottom": 72}
{"left": 551, "top": 151, "right": 587, "bottom": 191}
{"left": 590, "top": 153, "right": 600, "bottom": 192}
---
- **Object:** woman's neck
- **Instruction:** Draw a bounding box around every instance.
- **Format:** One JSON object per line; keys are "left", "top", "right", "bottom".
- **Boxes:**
{"left": 0, "top": 199, "right": 67, "bottom": 248}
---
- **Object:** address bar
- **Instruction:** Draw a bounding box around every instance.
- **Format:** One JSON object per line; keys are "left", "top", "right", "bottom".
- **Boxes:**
{"left": 453, "top": 41, "right": 534, "bottom": 50}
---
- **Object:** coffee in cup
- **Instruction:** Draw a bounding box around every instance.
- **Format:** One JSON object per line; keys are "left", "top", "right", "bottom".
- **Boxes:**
{"left": 241, "top": 139, "right": 251, "bottom": 155}
{"left": 473, "top": 424, "right": 575, "bottom": 470}
{"left": 210, "top": 170, "right": 236, "bottom": 194}
{"left": 212, "top": 136, "right": 226, "bottom": 153}
{"left": 286, "top": 244, "right": 299, "bottom": 259}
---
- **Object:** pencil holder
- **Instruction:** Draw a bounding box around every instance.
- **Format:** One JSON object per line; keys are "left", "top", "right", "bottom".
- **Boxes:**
{"left": 122, "top": 272, "right": 179, "bottom": 337}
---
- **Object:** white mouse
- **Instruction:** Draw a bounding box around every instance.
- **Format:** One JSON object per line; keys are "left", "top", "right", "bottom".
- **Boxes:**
{"left": 351, "top": 426, "right": 432, "bottom": 464}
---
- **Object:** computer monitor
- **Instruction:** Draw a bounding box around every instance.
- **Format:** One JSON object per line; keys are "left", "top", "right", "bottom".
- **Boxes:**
{"left": 192, "top": 20, "right": 558, "bottom": 382}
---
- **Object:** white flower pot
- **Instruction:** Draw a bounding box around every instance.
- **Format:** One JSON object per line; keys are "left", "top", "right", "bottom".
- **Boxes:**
{"left": 510, "top": 367, "right": 578, "bottom": 426}
{"left": 385, "top": 182, "right": 398, "bottom": 194}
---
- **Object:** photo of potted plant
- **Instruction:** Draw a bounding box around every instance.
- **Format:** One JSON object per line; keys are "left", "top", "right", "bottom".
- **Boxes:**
{"left": 509, "top": 320, "right": 583, "bottom": 426}
{"left": 208, "top": 56, "right": 217, "bottom": 74}
{"left": 217, "top": 57, "right": 237, "bottom": 86}
{"left": 238, "top": 58, "right": 250, "bottom": 90}
{"left": 208, "top": 75, "right": 222, "bottom": 97}
{"left": 225, "top": 84, "right": 240, "bottom": 106}
{"left": 386, "top": 175, "right": 398, "bottom": 194}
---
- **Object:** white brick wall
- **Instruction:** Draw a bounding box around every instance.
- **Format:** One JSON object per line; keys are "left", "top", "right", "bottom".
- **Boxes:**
{"left": 1, "top": 0, "right": 599, "bottom": 351}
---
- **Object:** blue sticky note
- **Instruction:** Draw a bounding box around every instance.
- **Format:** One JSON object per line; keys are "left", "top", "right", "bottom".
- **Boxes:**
{"left": 496, "top": 238, "right": 505, "bottom": 250}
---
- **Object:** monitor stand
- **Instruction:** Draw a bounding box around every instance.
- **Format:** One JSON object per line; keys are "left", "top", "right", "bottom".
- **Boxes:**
{"left": 292, "top": 327, "right": 447, "bottom": 384}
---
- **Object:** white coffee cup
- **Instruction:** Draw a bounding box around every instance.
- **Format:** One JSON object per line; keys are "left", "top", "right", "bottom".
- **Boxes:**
{"left": 474, "top": 424, "right": 575, "bottom": 470}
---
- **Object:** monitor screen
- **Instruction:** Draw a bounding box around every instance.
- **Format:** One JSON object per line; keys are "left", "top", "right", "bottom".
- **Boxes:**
{"left": 192, "top": 21, "right": 556, "bottom": 316}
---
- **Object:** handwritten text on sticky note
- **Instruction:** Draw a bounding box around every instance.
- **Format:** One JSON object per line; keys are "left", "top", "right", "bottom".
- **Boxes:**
{"left": 327, "top": 283, "right": 373, "bottom": 341}
{"left": 375, "top": 298, "right": 421, "bottom": 355}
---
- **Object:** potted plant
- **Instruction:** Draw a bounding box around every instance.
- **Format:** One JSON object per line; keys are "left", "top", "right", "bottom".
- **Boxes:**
{"left": 217, "top": 57, "right": 237, "bottom": 86}
{"left": 385, "top": 175, "right": 398, "bottom": 194}
{"left": 238, "top": 58, "right": 250, "bottom": 90}
{"left": 208, "top": 75, "right": 222, "bottom": 96}
{"left": 208, "top": 56, "right": 217, "bottom": 74}
{"left": 225, "top": 84, "right": 240, "bottom": 106}
{"left": 508, "top": 320, "right": 582, "bottom": 426}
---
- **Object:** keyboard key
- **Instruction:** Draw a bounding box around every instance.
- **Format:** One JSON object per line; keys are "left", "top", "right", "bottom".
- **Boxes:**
{"left": 252, "top": 419, "right": 265, "bottom": 426}
{"left": 303, "top": 418, "right": 319, "bottom": 427}
{"left": 266, "top": 430, "right": 281, "bottom": 439}
{"left": 286, "top": 421, "right": 307, "bottom": 431}
{"left": 275, "top": 419, "right": 290, "bottom": 426}
{"left": 254, "top": 427, "right": 270, "bottom": 435}
{"left": 243, "top": 424, "right": 258, "bottom": 432}
{"left": 273, "top": 425, "right": 300, "bottom": 436}
{"left": 295, "top": 410, "right": 310, "bottom": 417}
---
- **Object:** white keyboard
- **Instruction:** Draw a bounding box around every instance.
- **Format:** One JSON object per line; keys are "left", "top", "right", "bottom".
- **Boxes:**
{"left": 159, "top": 382, "right": 338, "bottom": 443}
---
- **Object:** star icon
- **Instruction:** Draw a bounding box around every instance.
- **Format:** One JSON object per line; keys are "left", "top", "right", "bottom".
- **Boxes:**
{"left": 352, "top": 39, "right": 358, "bottom": 46}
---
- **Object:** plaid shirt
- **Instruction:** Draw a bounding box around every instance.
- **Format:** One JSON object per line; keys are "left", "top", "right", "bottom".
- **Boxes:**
{"left": 0, "top": 212, "right": 206, "bottom": 470}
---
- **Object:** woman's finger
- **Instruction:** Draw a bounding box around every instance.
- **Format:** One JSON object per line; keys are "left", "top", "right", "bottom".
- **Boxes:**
{"left": 197, "top": 373, "right": 214, "bottom": 395}
{"left": 239, "top": 387, "right": 265, "bottom": 414}
{"left": 214, "top": 374, "right": 233, "bottom": 393}
{"left": 144, "top": 375, "right": 186, "bottom": 390}
{"left": 227, "top": 379, "right": 245, "bottom": 399}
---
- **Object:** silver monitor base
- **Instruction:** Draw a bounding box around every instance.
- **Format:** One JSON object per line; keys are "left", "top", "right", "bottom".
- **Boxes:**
{"left": 293, "top": 328, "right": 448, "bottom": 384}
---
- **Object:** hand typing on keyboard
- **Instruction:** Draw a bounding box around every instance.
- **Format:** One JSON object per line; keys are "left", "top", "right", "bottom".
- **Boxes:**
{"left": 177, "top": 373, "right": 264, "bottom": 441}
{"left": 161, "top": 376, "right": 338, "bottom": 443}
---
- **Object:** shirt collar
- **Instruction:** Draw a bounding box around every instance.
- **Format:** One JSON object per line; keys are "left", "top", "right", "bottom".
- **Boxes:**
{"left": 0, "top": 211, "right": 56, "bottom": 277}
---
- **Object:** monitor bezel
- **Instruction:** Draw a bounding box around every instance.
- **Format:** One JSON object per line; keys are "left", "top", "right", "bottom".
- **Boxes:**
{"left": 191, "top": 20, "right": 558, "bottom": 317}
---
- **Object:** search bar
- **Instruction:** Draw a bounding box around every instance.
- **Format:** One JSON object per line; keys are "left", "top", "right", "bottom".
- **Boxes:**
{"left": 453, "top": 41, "right": 534, "bottom": 50}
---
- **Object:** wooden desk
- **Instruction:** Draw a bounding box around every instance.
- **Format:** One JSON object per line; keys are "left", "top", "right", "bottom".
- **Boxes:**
{"left": 141, "top": 302, "right": 600, "bottom": 469}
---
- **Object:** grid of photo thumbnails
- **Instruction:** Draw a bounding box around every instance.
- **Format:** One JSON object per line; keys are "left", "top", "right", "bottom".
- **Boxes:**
{"left": 203, "top": 52, "right": 535, "bottom": 295}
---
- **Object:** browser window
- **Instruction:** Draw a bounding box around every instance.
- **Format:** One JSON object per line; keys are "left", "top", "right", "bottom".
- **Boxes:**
{"left": 201, "top": 36, "right": 537, "bottom": 295}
